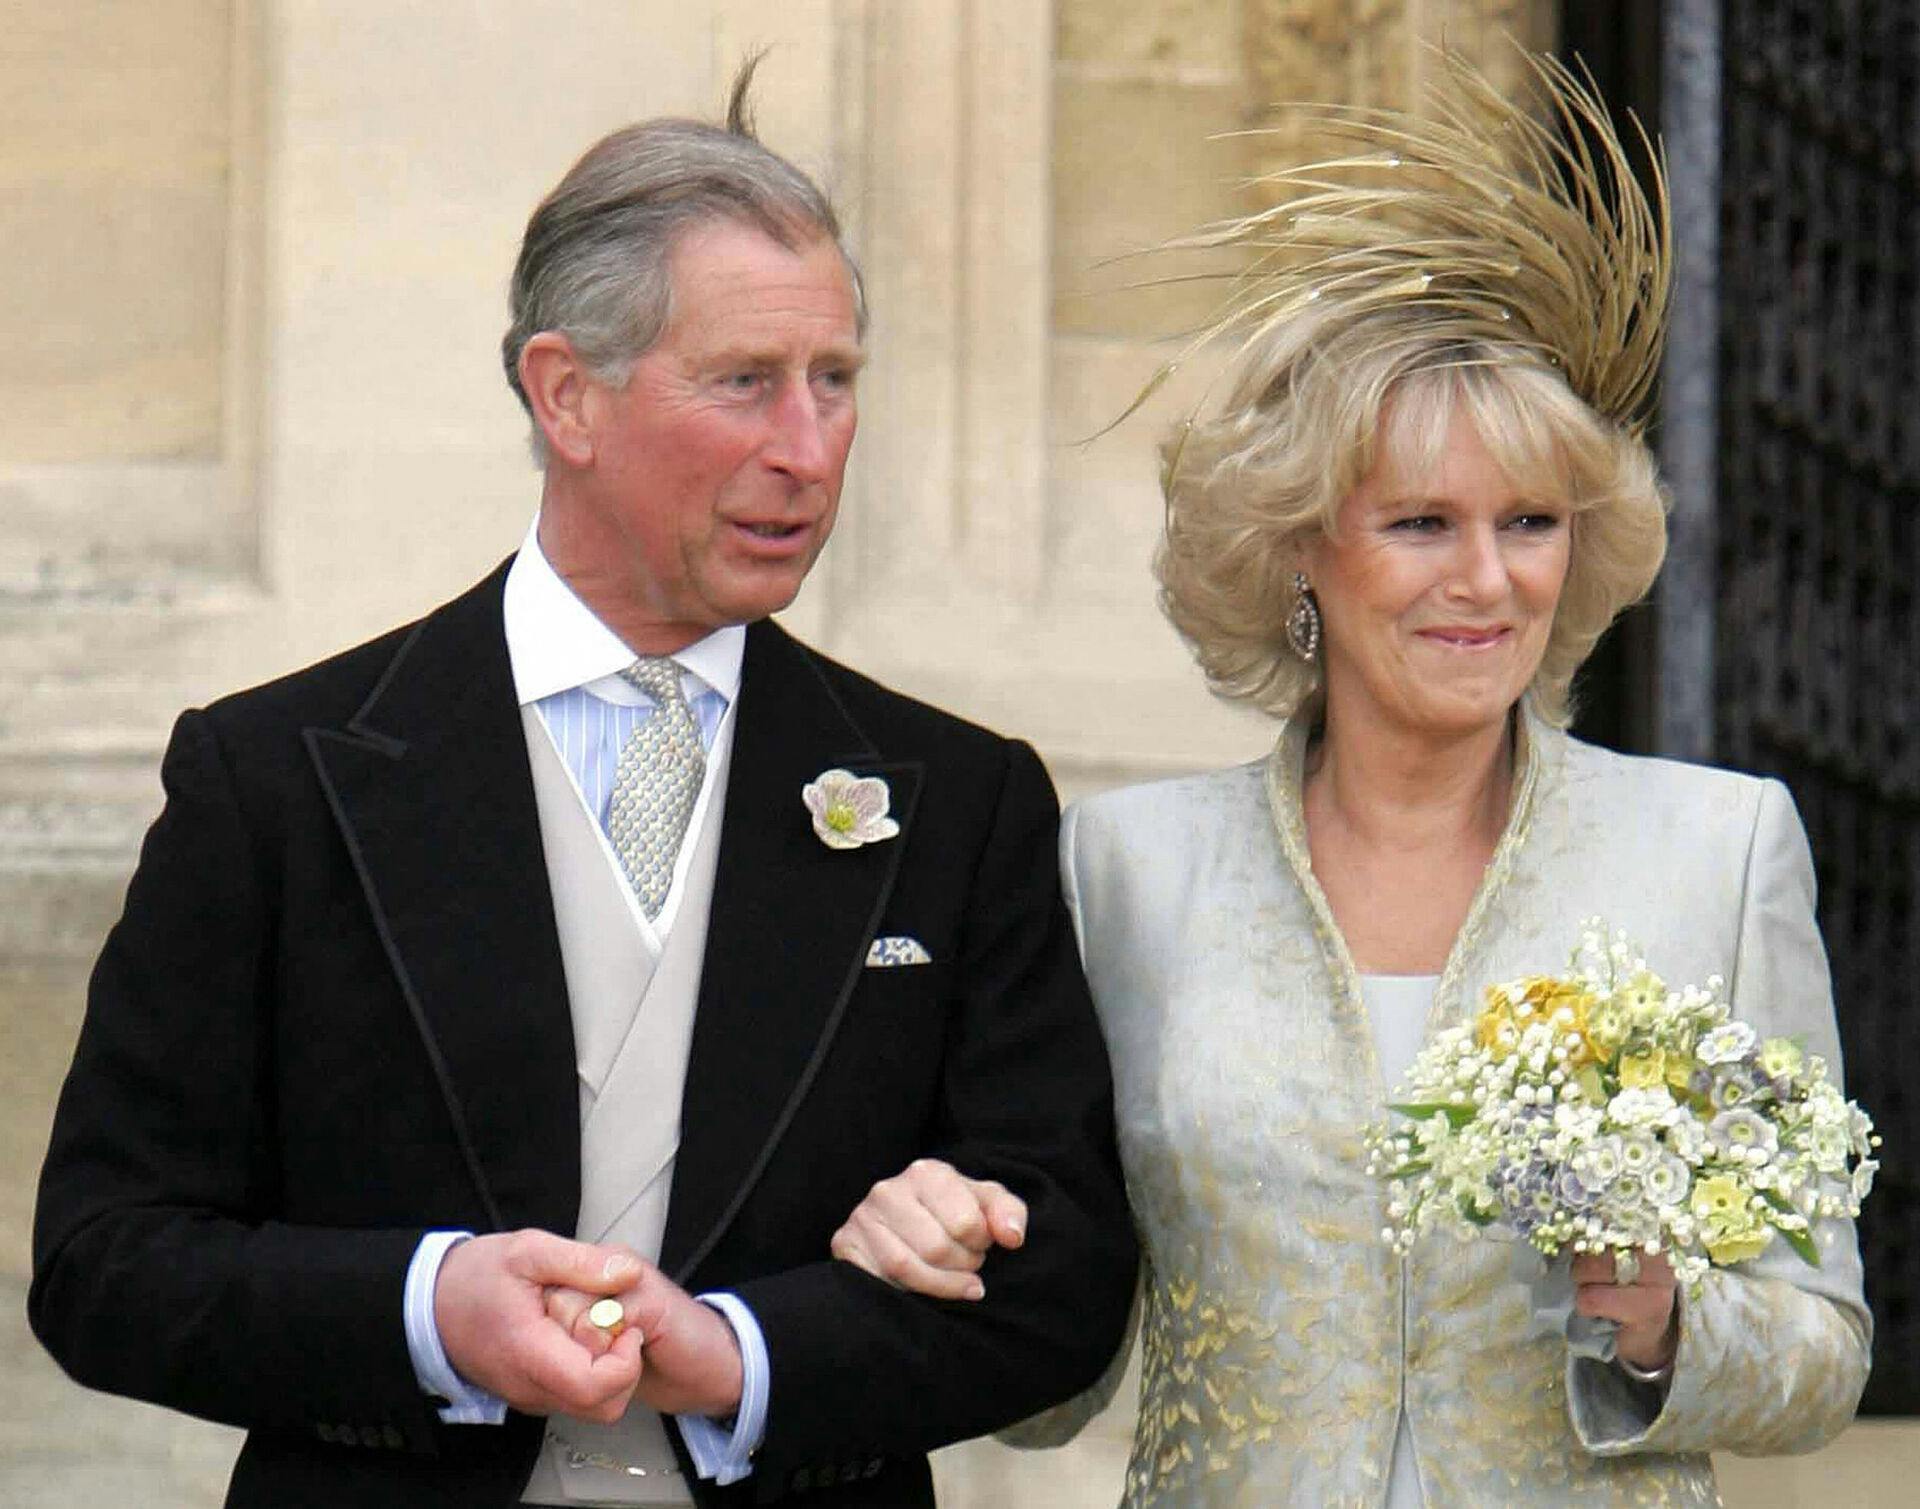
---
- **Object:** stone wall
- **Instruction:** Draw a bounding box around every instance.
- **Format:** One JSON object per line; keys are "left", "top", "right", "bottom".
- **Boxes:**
{"left": 5, "top": 3, "right": 1914, "bottom": 1504}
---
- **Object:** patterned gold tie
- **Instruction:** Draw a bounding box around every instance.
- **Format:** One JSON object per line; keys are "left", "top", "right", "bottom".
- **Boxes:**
{"left": 606, "top": 658, "right": 706, "bottom": 919}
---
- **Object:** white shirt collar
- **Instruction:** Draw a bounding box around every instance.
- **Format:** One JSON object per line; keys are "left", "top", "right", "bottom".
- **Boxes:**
{"left": 502, "top": 518, "right": 746, "bottom": 708}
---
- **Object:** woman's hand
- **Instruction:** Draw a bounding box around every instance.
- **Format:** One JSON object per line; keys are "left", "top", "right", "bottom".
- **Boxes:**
{"left": 830, "top": 1158, "right": 1028, "bottom": 1301}
{"left": 1571, "top": 1250, "right": 1679, "bottom": 1372}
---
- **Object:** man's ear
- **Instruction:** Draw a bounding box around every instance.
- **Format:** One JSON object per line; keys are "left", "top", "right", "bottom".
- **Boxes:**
{"left": 519, "top": 333, "right": 596, "bottom": 467}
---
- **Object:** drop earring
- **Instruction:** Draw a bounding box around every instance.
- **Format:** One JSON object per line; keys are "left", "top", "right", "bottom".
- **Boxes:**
{"left": 1286, "top": 572, "right": 1321, "bottom": 662}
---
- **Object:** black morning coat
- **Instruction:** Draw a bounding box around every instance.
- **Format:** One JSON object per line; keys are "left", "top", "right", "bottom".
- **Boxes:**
{"left": 31, "top": 561, "right": 1138, "bottom": 1507}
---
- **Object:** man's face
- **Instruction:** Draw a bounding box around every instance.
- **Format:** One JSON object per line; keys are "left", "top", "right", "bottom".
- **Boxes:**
{"left": 546, "top": 218, "right": 863, "bottom": 649}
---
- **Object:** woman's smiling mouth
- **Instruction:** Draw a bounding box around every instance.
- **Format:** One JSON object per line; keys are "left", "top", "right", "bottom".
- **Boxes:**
{"left": 1416, "top": 625, "right": 1513, "bottom": 649}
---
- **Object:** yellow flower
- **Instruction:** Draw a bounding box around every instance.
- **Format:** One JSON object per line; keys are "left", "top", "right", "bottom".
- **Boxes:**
{"left": 1758, "top": 1037, "right": 1805, "bottom": 1080}
{"left": 1485, "top": 984, "right": 1519, "bottom": 1012}
{"left": 1585, "top": 998, "right": 1631, "bottom": 1056}
{"left": 1690, "top": 1174, "right": 1773, "bottom": 1264}
{"left": 1620, "top": 969, "right": 1666, "bottom": 1021}
{"left": 1619, "top": 1050, "right": 1669, "bottom": 1089}
{"left": 1520, "top": 977, "right": 1591, "bottom": 1018}
{"left": 1703, "top": 1227, "right": 1773, "bottom": 1265}
{"left": 1475, "top": 986, "right": 1521, "bottom": 1059}
{"left": 1476, "top": 977, "right": 1597, "bottom": 1063}
{"left": 1475, "top": 1017, "right": 1520, "bottom": 1059}
{"left": 1520, "top": 977, "right": 1597, "bottom": 1064}
{"left": 1690, "top": 1175, "right": 1748, "bottom": 1222}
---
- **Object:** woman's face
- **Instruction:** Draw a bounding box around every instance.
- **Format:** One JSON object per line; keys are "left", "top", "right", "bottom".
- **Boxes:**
{"left": 1306, "top": 405, "right": 1571, "bottom": 743}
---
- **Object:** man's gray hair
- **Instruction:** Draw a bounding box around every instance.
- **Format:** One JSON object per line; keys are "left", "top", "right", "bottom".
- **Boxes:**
{"left": 502, "top": 60, "right": 865, "bottom": 460}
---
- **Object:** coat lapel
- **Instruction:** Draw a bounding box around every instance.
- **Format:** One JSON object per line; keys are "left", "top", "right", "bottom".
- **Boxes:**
{"left": 662, "top": 620, "right": 921, "bottom": 1279}
{"left": 303, "top": 562, "right": 581, "bottom": 1237}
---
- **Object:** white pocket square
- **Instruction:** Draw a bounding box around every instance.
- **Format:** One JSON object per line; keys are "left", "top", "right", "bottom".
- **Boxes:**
{"left": 866, "top": 935, "right": 932, "bottom": 967}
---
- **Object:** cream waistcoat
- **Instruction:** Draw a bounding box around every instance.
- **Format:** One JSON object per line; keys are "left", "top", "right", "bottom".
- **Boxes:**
{"left": 520, "top": 706, "right": 730, "bottom": 1506}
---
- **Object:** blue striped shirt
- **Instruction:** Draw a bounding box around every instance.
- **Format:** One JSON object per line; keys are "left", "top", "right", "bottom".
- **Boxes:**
{"left": 534, "top": 677, "right": 730, "bottom": 833}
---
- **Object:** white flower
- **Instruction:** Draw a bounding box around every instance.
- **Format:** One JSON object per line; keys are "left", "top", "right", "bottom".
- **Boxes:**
{"left": 1806, "top": 1123, "right": 1851, "bottom": 1173}
{"left": 1554, "top": 1102, "right": 1604, "bottom": 1141}
{"left": 1666, "top": 1115, "right": 1710, "bottom": 1163}
{"left": 1709, "top": 1108, "right": 1779, "bottom": 1159}
{"left": 1573, "top": 1135, "right": 1624, "bottom": 1188}
{"left": 1607, "top": 1087, "right": 1677, "bottom": 1127}
{"left": 1697, "top": 1022, "right": 1757, "bottom": 1065}
{"left": 1618, "top": 1131, "right": 1659, "bottom": 1175}
{"left": 1643, "top": 1155, "right": 1691, "bottom": 1207}
{"left": 802, "top": 768, "right": 901, "bottom": 850}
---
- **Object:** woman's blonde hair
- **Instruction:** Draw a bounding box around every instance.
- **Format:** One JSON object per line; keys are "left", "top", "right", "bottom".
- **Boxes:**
{"left": 1147, "top": 43, "right": 1675, "bottom": 728}
{"left": 1156, "top": 304, "right": 1668, "bottom": 725}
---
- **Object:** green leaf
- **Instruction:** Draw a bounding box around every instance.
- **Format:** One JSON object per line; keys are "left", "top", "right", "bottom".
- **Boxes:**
{"left": 1455, "top": 1194, "right": 1496, "bottom": 1227}
{"left": 1390, "top": 1101, "right": 1476, "bottom": 1128}
{"left": 1776, "top": 1224, "right": 1821, "bottom": 1267}
{"left": 1758, "top": 1188, "right": 1823, "bottom": 1267}
{"left": 1383, "top": 1160, "right": 1432, "bottom": 1180}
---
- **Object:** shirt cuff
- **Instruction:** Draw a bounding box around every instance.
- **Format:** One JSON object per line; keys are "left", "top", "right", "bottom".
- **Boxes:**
{"left": 1615, "top": 1353, "right": 1675, "bottom": 1386}
{"left": 676, "top": 1291, "right": 769, "bottom": 1484}
{"left": 404, "top": 1230, "right": 508, "bottom": 1425}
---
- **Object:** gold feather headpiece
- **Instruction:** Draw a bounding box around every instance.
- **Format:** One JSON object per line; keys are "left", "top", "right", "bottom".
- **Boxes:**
{"left": 1142, "top": 47, "right": 1671, "bottom": 440}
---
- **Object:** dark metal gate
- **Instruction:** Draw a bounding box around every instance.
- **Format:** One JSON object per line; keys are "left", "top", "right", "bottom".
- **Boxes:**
{"left": 1714, "top": 0, "right": 1919, "bottom": 1414}
{"left": 1570, "top": 0, "right": 1919, "bottom": 1413}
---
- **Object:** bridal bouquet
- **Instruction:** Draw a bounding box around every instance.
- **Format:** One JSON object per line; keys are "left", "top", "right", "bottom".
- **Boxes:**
{"left": 1362, "top": 923, "right": 1878, "bottom": 1290}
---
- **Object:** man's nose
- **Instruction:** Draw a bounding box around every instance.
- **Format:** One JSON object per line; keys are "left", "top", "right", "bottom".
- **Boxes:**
{"left": 765, "top": 380, "right": 832, "bottom": 484}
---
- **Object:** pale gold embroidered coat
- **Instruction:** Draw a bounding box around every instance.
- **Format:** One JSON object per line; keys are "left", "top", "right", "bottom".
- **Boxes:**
{"left": 1047, "top": 709, "right": 1870, "bottom": 1506}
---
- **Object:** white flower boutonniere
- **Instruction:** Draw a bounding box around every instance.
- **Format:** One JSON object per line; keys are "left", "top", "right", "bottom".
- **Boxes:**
{"left": 802, "top": 768, "right": 900, "bottom": 850}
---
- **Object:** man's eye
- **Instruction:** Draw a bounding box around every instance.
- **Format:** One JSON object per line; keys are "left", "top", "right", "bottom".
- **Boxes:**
{"left": 721, "top": 372, "right": 763, "bottom": 391}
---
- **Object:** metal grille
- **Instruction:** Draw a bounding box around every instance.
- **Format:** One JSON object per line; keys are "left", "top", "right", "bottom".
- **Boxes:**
{"left": 1717, "top": 0, "right": 1920, "bottom": 1414}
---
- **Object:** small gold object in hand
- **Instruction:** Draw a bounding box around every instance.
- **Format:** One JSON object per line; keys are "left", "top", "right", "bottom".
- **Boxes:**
{"left": 587, "top": 1298, "right": 626, "bottom": 1336}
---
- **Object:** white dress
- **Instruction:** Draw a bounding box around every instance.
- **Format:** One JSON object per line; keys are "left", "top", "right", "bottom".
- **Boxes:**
{"left": 1361, "top": 973, "right": 1440, "bottom": 1509}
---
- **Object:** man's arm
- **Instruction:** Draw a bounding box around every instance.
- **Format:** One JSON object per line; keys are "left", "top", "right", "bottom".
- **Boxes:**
{"left": 30, "top": 709, "right": 645, "bottom": 1444}
{"left": 724, "top": 739, "right": 1137, "bottom": 1470}
{"left": 30, "top": 709, "right": 439, "bottom": 1437}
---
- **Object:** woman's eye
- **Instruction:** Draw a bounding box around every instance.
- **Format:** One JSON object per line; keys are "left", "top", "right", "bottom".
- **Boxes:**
{"left": 1508, "top": 512, "right": 1565, "bottom": 532}
{"left": 1388, "top": 514, "right": 1444, "bottom": 534}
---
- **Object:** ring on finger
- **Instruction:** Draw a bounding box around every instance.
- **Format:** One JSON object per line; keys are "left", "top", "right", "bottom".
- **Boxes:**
{"left": 587, "top": 1297, "right": 627, "bottom": 1338}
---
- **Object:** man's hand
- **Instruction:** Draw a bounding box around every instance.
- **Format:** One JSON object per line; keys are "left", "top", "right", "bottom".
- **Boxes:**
{"left": 829, "top": 1158, "right": 1028, "bottom": 1301}
{"left": 435, "top": 1230, "right": 646, "bottom": 1422}
{"left": 545, "top": 1261, "right": 745, "bottom": 1418}
{"left": 1572, "top": 1250, "right": 1680, "bottom": 1372}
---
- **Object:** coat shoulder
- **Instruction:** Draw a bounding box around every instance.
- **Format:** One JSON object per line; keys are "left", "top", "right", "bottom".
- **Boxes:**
{"left": 1063, "top": 759, "right": 1270, "bottom": 879}
{"left": 779, "top": 631, "right": 1023, "bottom": 767}
{"left": 1557, "top": 735, "right": 1777, "bottom": 843}
{"left": 1068, "top": 759, "right": 1268, "bottom": 833}
{"left": 198, "top": 566, "right": 510, "bottom": 742}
